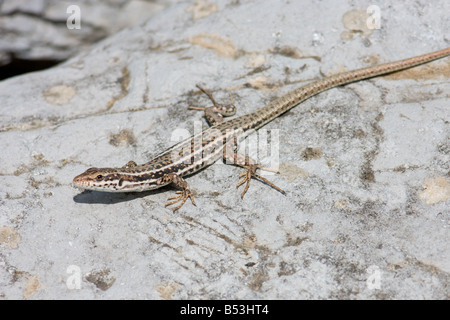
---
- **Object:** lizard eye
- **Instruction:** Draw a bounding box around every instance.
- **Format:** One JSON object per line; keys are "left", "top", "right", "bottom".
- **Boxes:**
{"left": 96, "top": 174, "right": 103, "bottom": 180}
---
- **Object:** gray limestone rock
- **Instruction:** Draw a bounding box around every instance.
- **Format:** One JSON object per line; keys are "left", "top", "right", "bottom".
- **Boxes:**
{"left": 0, "top": 0, "right": 449, "bottom": 300}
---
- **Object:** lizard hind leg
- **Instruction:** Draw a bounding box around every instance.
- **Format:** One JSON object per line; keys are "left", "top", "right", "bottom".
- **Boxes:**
{"left": 236, "top": 163, "right": 286, "bottom": 198}
{"left": 224, "top": 150, "right": 286, "bottom": 198}
{"left": 188, "top": 84, "right": 236, "bottom": 126}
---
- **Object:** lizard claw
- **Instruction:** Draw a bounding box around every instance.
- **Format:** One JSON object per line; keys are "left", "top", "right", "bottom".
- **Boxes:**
{"left": 237, "top": 164, "right": 286, "bottom": 198}
{"left": 165, "top": 188, "right": 196, "bottom": 212}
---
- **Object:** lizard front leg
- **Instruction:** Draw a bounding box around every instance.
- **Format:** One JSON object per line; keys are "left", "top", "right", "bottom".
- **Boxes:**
{"left": 156, "top": 173, "right": 196, "bottom": 212}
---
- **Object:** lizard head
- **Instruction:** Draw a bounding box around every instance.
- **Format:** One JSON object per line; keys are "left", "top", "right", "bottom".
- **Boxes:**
{"left": 73, "top": 167, "right": 125, "bottom": 192}
{"left": 73, "top": 166, "right": 166, "bottom": 192}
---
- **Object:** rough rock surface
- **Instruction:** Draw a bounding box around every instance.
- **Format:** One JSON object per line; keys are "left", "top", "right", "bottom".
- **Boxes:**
{"left": 0, "top": 0, "right": 449, "bottom": 299}
{"left": 0, "top": 0, "right": 172, "bottom": 70}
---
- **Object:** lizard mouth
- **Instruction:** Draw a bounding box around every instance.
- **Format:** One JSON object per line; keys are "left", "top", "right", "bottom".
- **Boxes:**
{"left": 72, "top": 175, "right": 94, "bottom": 188}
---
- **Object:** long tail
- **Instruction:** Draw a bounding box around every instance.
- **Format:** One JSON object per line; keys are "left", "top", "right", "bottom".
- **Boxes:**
{"left": 247, "top": 47, "right": 450, "bottom": 131}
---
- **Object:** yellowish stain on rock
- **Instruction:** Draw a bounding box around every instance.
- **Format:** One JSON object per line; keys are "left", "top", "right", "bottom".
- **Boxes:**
{"left": 156, "top": 282, "right": 179, "bottom": 300}
{"left": 186, "top": 0, "right": 218, "bottom": 19}
{"left": 0, "top": 226, "right": 21, "bottom": 249}
{"left": 109, "top": 128, "right": 136, "bottom": 147}
{"left": 243, "top": 234, "right": 257, "bottom": 249}
{"left": 418, "top": 177, "right": 450, "bottom": 205}
{"left": 271, "top": 46, "right": 304, "bottom": 59}
{"left": 246, "top": 75, "right": 270, "bottom": 90}
{"left": 384, "top": 61, "right": 450, "bottom": 80}
{"left": 23, "top": 274, "right": 44, "bottom": 299}
{"left": 245, "top": 54, "right": 266, "bottom": 69}
{"left": 341, "top": 9, "right": 374, "bottom": 40}
{"left": 334, "top": 199, "right": 348, "bottom": 210}
{"left": 279, "top": 163, "right": 308, "bottom": 183}
{"left": 43, "top": 85, "right": 76, "bottom": 105}
{"left": 189, "top": 33, "right": 236, "bottom": 58}
{"left": 106, "top": 66, "right": 130, "bottom": 111}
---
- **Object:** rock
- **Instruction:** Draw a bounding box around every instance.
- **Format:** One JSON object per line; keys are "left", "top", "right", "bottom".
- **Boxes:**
{"left": 0, "top": 0, "right": 449, "bottom": 300}
{"left": 0, "top": 0, "right": 170, "bottom": 74}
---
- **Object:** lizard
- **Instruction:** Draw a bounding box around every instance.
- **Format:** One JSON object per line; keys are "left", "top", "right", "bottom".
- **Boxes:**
{"left": 73, "top": 47, "right": 450, "bottom": 211}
